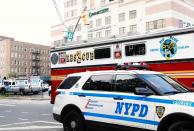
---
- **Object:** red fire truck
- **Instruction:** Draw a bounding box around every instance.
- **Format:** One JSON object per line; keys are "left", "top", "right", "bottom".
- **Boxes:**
{"left": 50, "top": 27, "right": 194, "bottom": 104}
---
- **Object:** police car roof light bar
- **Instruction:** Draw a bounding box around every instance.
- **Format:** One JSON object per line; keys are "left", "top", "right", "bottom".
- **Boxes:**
{"left": 116, "top": 62, "right": 150, "bottom": 70}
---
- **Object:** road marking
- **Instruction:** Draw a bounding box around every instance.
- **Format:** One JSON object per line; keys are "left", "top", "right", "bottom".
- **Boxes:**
{"left": 0, "top": 116, "right": 5, "bottom": 118}
{"left": 0, "top": 104, "right": 16, "bottom": 107}
{"left": 0, "top": 125, "right": 63, "bottom": 130}
{"left": 18, "top": 118, "right": 28, "bottom": 121}
{"left": 40, "top": 113, "right": 50, "bottom": 116}
{"left": 0, "top": 121, "right": 62, "bottom": 127}
{"left": 38, "top": 120, "right": 62, "bottom": 125}
{"left": 21, "top": 112, "right": 28, "bottom": 114}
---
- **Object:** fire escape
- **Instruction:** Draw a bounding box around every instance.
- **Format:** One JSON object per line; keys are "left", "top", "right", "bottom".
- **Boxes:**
{"left": 31, "top": 50, "right": 40, "bottom": 75}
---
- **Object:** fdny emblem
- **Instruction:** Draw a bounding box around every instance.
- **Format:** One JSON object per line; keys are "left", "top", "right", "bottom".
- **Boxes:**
{"left": 156, "top": 106, "right": 165, "bottom": 119}
{"left": 159, "top": 36, "right": 178, "bottom": 60}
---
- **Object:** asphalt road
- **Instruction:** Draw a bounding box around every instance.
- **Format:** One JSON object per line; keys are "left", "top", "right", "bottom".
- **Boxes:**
{"left": 0, "top": 98, "right": 63, "bottom": 131}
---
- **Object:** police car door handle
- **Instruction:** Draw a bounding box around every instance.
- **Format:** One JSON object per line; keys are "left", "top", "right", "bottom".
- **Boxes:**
{"left": 113, "top": 96, "right": 123, "bottom": 100}
{"left": 78, "top": 93, "right": 86, "bottom": 97}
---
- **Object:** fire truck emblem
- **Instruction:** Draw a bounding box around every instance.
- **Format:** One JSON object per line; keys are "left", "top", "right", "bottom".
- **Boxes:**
{"left": 51, "top": 53, "right": 59, "bottom": 65}
{"left": 160, "top": 36, "right": 178, "bottom": 60}
{"left": 156, "top": 106, "right": 165, "bottom": 119}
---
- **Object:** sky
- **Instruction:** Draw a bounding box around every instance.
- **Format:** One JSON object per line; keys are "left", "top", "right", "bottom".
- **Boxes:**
{"left": 0, "top": 0, "right": 63, "bottom": 46}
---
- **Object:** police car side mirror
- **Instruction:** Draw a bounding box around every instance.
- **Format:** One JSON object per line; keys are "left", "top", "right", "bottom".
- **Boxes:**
{"left": 135, "top": 87, "right": 153, "bottom": 96}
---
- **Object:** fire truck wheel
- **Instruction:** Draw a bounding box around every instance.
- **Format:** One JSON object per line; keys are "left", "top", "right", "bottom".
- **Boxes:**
{"left": 168, "top": 121, "right": 194, "bottom": 131}
{"left": 62, "top": 110, "right": 85, "bottom": 131}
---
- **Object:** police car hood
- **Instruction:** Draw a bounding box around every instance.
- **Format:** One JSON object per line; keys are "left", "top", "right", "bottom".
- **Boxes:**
{"left": 168, "top": 92, "right": 194, "bottom": 102}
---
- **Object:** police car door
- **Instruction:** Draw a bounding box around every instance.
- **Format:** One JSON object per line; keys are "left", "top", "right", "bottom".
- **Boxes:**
{"left": 81, "top": 74, "right": 114, "bottom": 123}
{"left": 110, "top": 73, "right": 152, "bottom": 129}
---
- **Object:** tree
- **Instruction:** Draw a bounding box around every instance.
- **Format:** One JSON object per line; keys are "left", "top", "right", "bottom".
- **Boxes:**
{"left": 8, "top": 72, "right": 18, "bottom": 78}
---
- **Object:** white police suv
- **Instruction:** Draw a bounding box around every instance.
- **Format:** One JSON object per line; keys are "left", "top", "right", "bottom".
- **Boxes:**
{"left": 53, "top": 70, "right": 194, "bottom": 131}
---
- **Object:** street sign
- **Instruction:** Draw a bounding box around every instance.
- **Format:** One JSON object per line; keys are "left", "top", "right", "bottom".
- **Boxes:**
{"left": 67, "top": 31, "right": 73, "bottom": 42}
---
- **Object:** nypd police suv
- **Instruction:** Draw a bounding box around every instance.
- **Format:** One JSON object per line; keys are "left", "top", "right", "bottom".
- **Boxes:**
{"left": 53, "top": 70, "right": 194, "bottom": 131}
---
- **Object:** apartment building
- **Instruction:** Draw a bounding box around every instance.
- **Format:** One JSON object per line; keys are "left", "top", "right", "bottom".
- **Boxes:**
{"left": 0, "top": 36, "right": 51, "bottom": 78}
{"left": 51, "top": 0, "right": 194, "bottom": 47}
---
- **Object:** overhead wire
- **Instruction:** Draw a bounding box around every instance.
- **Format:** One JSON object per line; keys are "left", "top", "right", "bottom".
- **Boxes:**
{"left": 52, "top": 0, "right": 69, "bottom": 30}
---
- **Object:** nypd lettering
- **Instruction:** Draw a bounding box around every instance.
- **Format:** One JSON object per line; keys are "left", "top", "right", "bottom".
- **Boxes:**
{"left": 115, "top": 102, "right": 148, "bottom": 117}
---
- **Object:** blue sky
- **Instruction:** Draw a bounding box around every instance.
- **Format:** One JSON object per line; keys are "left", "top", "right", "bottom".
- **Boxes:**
{"left": 0, "top": 0, "right": 63, "bottom": 46}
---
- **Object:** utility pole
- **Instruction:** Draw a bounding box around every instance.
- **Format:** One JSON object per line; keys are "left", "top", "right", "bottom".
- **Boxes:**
{"left": 70, "top": 6, "right": 88, "bottom": 42}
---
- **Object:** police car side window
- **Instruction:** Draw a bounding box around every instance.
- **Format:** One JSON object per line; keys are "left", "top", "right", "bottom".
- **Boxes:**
{"left": 58, "top": 76, "right": 81, "bottom": 89}
{"left": 82, "top": 74, "right": 113, "bottom": 91}
{"left": 114, "top": 74, "right": 146, "bottom": 93}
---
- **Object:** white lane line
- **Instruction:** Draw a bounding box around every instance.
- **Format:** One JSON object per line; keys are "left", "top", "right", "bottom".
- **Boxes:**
{"left": 38, "top": 120, "right": 62, "bottom": 125}
{"left": 0, "top": 104, "right": 16, "bottom": 107}
{"left": 40, "top": 114, "right": 50, "bottom": 116}
{"left": 0, "top": 121, "right": 62, "bottom": 127}
{"left": 18, "top": 118, "right": 28, "bottom": 121}
{"left": 0, "top": 126, "right": 63, "bottom": 130}
{"left": 21, "top": 112, "right": 28, "bottom": 114}
{"left": 0, "top": 116, "right": 5, "bottom": 118}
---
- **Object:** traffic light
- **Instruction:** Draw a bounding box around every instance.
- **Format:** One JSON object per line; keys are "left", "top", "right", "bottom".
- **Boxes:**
{"left": 81, "top": 10, "right": 89, "bottom": 25}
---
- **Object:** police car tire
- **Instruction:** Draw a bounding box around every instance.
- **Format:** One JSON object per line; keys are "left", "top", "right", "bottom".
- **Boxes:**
{"left": 168, "top": 121, "right": 194, "bottom": 131}
{"left": 62, "top": 110, "right": 85, "bottom": 131}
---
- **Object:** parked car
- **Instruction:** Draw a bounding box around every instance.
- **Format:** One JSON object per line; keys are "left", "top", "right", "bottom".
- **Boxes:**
{"left": 30, "top": 79, "right": 43, "bottom": 94}
{"left": 42, "top": 83, "right": 49, "bottom": 92}
{"left": 3, "top": 80, "right": 22, "bottom": 95}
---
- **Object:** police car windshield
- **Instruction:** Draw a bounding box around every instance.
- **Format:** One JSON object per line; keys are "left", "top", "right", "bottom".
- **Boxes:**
{"left": 139, "top": 74, "right": 188, "bottom": 94}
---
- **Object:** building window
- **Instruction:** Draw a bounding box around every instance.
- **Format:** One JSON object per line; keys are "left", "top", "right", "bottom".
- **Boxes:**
{"left": 90, "top": 0, "right": 95, "bottom": 8}
{"left": 96, "top": 19, "right": 102, "bottom": 27}
{"left": 118, "top": 13, "right": 125, "bottom": 22}
{"left": 125, "top": 43, "right": 145, "bottom": 56}
{"left": 88, "top": 33, "right": 93, "bottom": 40}
{"left": 146, "top": 19, "right": 165, "bottom": 31}
{"left": 68, "top": 25, "right": 74, "bottom": 31}
{"left": 11, "top": 53, "right": 14, "bottom": 58}
{"left": 71, "top": 9, "right": 77, "bottom": 17}
{"left": 119, "top": 27, "right": 126, "bottom": 35}
{"left": 96, "top": 32, "right": 102, "bottom": 38}
{"left": 129, "top": 24, "right": 137, "bottom": 32}
{"left": 105, "top": 30, "right": 111, "bottom": 37}
{"left": 94, "top": 47, "right": 111, "bottom": 59}
{"left": 88, "top": 21, "right": 93, "bottom": 29}
{"left": 129, "top": 10, "right": 136, "bottom": 19}
{"left": 76, "top": 36, "right": 82, "bottom": 41}
{"left": 105, "top": 16, "right": 111, "bottom": 25}
{"left": 100, "top": 0, "right": 106, "bottom": 6}
{"left": 109, "top": 0, "right": 114, "bottom": 2}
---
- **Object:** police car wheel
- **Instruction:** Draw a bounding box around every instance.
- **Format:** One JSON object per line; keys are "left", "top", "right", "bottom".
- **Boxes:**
{"left": 62, "top": 111, "right": 85, "bottom": 131}
{"left": 168, "top": 121, "right": 194, "bottom": 131}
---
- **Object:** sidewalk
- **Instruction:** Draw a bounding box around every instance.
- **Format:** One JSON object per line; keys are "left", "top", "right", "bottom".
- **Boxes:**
{"left": 0, "top": 91, "right": 50, "bottom": 100}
